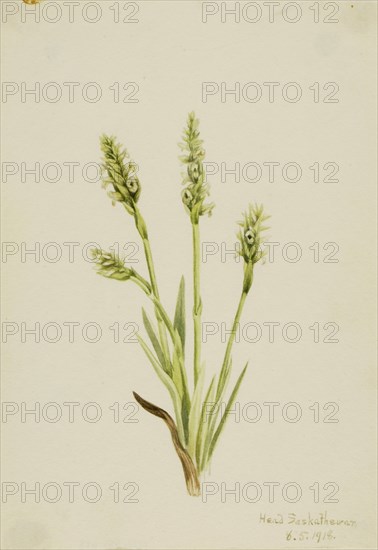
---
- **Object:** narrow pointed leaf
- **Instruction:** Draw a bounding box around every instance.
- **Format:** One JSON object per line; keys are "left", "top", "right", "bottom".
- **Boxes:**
{"left": 206, "top": 362, "right": 248, "bottom": 464}
{"left": 187, "top": 363, "right": 205, "bottom": 460}
{"left": 172, "top": 328, "right": 191, "bottom": 406}
{"left": 141, "top": 308, "right": 170, "bottom": 376}
{"left": 172, "top": 341, "right": 184, "bottom": 397}
{"left": 217, "top": 357, "right": 233, "bottom": 403}
{"left": 171, "top": 328, "right": 191, "bottom": 443}
{"left": 137, "top": 334, "right": 185, "bottom": 445}
{"left": 181, "top": 392, "right": 190, "bottom": 446}
{"left": 196, "top": 375, "right": 217, "bottom": 472}
{"left": 200, "top": 355, "right": 232, "bottom": 471}
{"left": 174, "top": 276, "right": 186, "bottom": 354}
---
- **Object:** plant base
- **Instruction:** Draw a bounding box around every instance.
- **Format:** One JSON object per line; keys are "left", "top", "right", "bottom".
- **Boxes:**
{"left": 133, "top": 392, "right": 201, "bottom": 496}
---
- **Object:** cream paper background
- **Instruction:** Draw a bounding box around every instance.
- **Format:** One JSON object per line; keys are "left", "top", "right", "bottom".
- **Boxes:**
{"left": 1, "top": 1, "right": 377, "bottom": 548}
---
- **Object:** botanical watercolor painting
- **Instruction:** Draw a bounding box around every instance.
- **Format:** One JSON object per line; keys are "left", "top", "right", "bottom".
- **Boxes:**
{"left": 3, "top": 1, "right": 376, "bottom": 547}
{"left": 90, "top": 113, "right": 270, "bottom": 496}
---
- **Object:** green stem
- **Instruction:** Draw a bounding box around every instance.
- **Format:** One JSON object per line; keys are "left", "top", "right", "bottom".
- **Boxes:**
{"left": 130, "top": 274, "right": 151, "bottom": 294}
{"left": 133, "top": 206, "right": 171, "bottom": 367}
{"left": 216, "top": 290, "right": 247, "bottom": 400}
{"left": 142, "top": 237, "right": 171, "bottom": 358}
{"left": 201, "top": 269, "right": 253, "bottom": 472}
{"left": 192, "top": 222, "right": 202, "bottom": 387}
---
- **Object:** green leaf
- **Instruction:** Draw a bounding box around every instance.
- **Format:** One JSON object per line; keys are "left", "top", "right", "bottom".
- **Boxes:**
{"left": 172, "top": 340, "right": 184, "bottom": 398}
{"left": 187, "top": 363, "right": 206, "bottom": 460}
{"left": 196, "top": 375, "right": 217, "bottom": 472}
{"left": 150, "top": 295, "right": 175, "bottom": 340}
{"left": 141, "top": 308, "right": 171, "bottom": 376}
{"left": 206, "top": 362, "right": 248, "bottom": 465}
{"left": 173, "top": 276, "right": 186, "bottom": 354}
{"left": 148, "top": 296, "right": 190, "bottom": 422}
{"left": 200, "top": 356, "right": 232, "bottom": 472}
{"left": 171, "top": 328, "right": 191, "bottom": 443}
{"left": 137, "top": 333, "right": 185, "bottom": 446}
{"left": 181, "top": 392, "right": 190, "bottom": 447}
{"left": 216, "top": 356, "right": 233, "bottom": 403}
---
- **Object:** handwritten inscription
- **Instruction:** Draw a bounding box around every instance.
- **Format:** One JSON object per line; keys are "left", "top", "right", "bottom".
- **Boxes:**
{"left": 259, "top": 511, "right": 356, "bottom": 527}
{"left": 260, "top": 511, "right": 357, "bottom": 544}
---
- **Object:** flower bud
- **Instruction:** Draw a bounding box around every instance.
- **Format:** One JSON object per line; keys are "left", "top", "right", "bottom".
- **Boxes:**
{"left": 182, "top": 188, "right": 193, "bottom": 207}
{"left": 126, "top": 177, "right": 139, "bottom": 195}
{"left": 244, "top": 227, "right": 255, "bottom": 245}
{"left": 91, "top": 248, "right": 134, "bottom": 281}
{"left": 188, "top": 163, "right": 200, "bottom": 183}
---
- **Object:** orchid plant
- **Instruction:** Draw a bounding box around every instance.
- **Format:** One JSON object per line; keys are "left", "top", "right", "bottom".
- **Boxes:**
{"left": 90, "top": 113, "right": 270, "bottom": 496}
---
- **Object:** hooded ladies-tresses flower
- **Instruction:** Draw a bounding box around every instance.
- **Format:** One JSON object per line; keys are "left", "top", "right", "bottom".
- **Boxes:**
{"left": 90, "top": 248, "right": 135, "bottom": 280}
{"left": 90, "top": 248, "right": 152, "bottom": 293}
{"left": 179, "top": 112, "right": 214, "bottom": 223}
{"left": 237, "top": 204, "right": 270, "bottom": 292}
{"left": 238, "top": 204, "right": 270, "bottom": 264}
{"left": 100, "top": 135, "right": 141, "bottom": 215}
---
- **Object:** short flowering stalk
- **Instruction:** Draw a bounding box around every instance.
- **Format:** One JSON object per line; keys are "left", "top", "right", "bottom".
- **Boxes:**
{"left": 91, "top": 247, "right": 186, "bottom": 432}
{"left": 222, "top": 203, "right": 269, "bottom": 385}
{"left": 100, "top": 136, "right": 171, "bottom": 369}
{"left": 200, "top": 204, "right": 269, "bottom": 471}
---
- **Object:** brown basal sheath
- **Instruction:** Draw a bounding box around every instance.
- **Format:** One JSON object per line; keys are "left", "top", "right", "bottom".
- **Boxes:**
{"left": 133, "top": 392, "right": 200, "bottom": 496}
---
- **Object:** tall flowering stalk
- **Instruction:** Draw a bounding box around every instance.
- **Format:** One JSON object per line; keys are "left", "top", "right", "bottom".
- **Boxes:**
{"left": 89, "top": 115, "right": 270, "bottom": 496}
{"left": 179, "top": 112, "right": 214, "bottom": 389}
